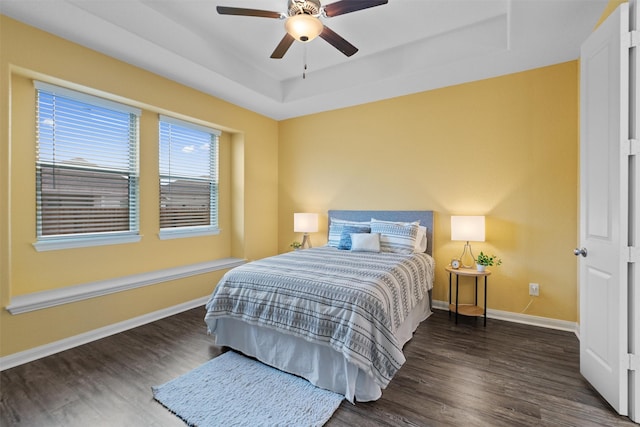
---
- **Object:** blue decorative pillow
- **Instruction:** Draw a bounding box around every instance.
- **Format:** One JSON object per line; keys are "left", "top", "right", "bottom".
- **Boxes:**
{"left": 337, "top": 225, "right": 371, "bottom": 250}
{"left": 328, "top": 218, "right": 371, "bottom": 247}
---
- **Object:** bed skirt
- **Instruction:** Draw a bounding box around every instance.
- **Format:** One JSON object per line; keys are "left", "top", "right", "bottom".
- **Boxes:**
{"left": 209, "top": 292, "right": 432, "bottom": 403}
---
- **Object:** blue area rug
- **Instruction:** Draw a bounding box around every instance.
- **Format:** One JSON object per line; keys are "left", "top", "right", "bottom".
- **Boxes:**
{"left": 152, "top": 351, "right": 344, "bottom": 427}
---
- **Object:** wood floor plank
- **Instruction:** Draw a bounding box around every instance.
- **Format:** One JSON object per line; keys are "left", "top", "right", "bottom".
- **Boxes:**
{"left": 0, "top": 308, "right": 635, "bottom": 426}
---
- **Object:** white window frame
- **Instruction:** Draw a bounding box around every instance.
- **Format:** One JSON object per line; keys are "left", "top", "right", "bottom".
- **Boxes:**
{"left": 33, "top": 81, "right": 141, "bottom": 252}
{"left": 158, "top": 115, "right": 220, "bottom": 240}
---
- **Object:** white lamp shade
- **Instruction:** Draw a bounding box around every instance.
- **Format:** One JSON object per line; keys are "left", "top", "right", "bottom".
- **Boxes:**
{"left": 294, "top": 213, "right": 319, "bottom": 233}
{"left": 285, "top": 14, "right": 323, "bottom": 42}
{"left": 451, "top": 216, "right": 485, "bottom": 242}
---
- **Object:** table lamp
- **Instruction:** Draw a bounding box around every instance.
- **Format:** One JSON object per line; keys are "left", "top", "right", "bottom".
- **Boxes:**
{"left": 451, "top": 215, "right": 485, "bottom": 268}
{"left": 294, "top": 213, "right": 319, "bottom": 249}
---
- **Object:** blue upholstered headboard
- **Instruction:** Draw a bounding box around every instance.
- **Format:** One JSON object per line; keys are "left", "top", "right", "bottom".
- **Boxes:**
{"left": 327, "top": 210, "right": 434, "bottom": 256}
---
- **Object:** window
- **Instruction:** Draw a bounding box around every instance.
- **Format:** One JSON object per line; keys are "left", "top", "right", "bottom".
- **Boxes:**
{"left": 159, "top": 115, "right": 220, "bottom": 239}
{"left": 34, "top": 82, "right": 141, "bottom": 251}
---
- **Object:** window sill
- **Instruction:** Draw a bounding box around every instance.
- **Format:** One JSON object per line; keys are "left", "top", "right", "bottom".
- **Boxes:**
{"left": 33, "top": 234, "right": 142, "bottom": 252}
{"left": 159, "top": 227, "right": 220, "bottom": 240}
{"left": 6, "top": 257, "right": 246, "bottom": 314}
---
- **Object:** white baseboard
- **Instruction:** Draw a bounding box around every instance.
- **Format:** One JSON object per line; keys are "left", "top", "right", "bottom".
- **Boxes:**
{"left": 1, "top": 297, "right": 580, "bottom": 372}
{"left": 0, "top": 296, "right": 209, "bottom": 371}
{"left": 432, "top": 299, "right": 579, "bottom": 334}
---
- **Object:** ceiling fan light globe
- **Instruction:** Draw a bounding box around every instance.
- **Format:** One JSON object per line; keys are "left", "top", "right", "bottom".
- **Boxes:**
{"left": 285, "top": 14, "right": 322, "bottom": 42}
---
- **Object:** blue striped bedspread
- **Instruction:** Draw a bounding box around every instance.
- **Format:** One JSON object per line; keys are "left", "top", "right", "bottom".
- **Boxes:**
{"left": 204, "top": 246, "right": 435, "bottom": 388}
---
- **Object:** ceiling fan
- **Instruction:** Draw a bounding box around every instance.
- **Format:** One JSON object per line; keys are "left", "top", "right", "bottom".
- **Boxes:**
{"left": 216, "top": 0, "right": 388, "bottom": 59}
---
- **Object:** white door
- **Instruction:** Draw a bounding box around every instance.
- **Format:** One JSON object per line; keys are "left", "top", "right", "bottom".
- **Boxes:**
{"left": 628, "top": 0, "right": 639, "bottom": 422}
{"left": 579, "top": 2, "right": 630, "bottom": 416}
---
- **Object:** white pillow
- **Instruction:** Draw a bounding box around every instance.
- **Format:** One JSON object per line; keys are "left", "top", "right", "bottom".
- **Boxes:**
{"left": 414, "top": 226, "right": 428, "bottom": 253}
{"left": 370, "top": 218, "right": 420, "bottom": 254}
{"left": 350, "top": 233, "right": 381, "bottom": 252}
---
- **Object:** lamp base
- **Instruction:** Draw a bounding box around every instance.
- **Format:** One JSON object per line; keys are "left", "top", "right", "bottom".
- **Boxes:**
{"left": 301, "top": 233, "right": 312, "bottom": 249}
{"left": 458, "top": 241, "right": 476, "bottom": 268}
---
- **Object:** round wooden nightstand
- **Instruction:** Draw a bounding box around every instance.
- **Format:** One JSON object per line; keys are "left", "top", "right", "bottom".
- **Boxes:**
{"left": 445, "top": 266, "right": 491, "bottom": 327}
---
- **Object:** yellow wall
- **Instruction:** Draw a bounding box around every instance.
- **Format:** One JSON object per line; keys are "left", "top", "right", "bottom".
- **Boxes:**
{"left": 596, "top": 0, "right": 627, "bottom": 28}
{"left": 0, "top": 16, "right": 279, "bottom": 357}
{"left": 279, "top": 61, "right": 579, "bottom": 321}
{"left": 2, "top": 3, "right": 603, "bottom": 358}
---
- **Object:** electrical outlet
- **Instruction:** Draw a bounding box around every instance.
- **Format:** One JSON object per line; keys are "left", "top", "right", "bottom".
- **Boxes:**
{"left": 529, "top": 283, "right": 540, "bottom": 296}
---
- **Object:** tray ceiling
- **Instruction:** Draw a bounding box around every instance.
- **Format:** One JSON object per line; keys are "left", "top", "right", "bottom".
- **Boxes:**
{"left": 0, "top": 0, "right": 607, "bottom": 119}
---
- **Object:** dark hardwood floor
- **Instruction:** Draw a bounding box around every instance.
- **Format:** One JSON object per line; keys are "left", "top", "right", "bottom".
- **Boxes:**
{"left": 0, "top": 308, "right": 634, "bottom": 426}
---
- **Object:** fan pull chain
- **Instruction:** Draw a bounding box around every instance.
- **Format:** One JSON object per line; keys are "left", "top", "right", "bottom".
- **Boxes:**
{"left": 303, "top": 45, "right": 308, "bottom": 79}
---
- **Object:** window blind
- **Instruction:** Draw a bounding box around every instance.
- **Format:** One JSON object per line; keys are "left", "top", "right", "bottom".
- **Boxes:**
{"left": 35, "top": 81, "right": 140, "bottom": 240}
{"left": 159, "top": 115, "right": 219, "bottom": 233}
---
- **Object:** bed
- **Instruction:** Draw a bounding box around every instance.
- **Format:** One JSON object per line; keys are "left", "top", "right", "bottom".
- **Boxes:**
{"left": 204, "top": 210, "right": 435, "bottom": 403}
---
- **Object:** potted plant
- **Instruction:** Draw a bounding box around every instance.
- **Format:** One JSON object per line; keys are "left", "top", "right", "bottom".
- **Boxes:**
{"left": 475, "top": 251, "right": 502, "bottom": 272}
{"left": 290, "top": 241, "right": 302, "bottom": 250}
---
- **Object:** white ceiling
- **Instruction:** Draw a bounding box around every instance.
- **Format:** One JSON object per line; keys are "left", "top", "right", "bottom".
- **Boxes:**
{"left": 0, "top": 0, "right": 607, "bottom": 120}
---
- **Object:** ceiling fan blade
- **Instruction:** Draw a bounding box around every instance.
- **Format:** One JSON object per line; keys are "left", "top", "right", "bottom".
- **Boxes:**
{"left": 319, "top": 26, "right": 358, "bottom": 57}
{"left": 270, "top": 33, "right": 296, "bottom": 59}
{"left": 323, "top": 0, "right": 388, "bottom": 17}
{"left": 216, "top": 6, "right": 282, "bottom": 19}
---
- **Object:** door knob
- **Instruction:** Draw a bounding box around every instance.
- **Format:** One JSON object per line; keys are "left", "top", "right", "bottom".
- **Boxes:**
{"left": 574, "top": 247, "right": 588, "bottom": 257}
